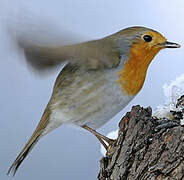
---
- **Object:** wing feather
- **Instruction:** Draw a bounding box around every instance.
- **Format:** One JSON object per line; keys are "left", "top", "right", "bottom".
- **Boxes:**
{"left": 20, "top": 38, "right": 121, "bottom": 73}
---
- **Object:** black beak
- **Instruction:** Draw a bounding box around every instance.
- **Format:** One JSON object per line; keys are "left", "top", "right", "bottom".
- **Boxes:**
{"left": 160, "top": 41, "right": 181, "bottom": 48}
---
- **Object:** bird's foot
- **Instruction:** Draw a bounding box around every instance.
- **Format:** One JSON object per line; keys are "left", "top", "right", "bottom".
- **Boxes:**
{"left": 82, "top": 125, "right": 116, "bottom": 151}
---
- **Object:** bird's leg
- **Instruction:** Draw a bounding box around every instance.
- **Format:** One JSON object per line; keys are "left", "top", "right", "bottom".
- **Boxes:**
{"left": 94, "top": 135, "right": 108, "bottom": 150}
{"left": 82, "top": 125, "right": 115, "bottom": 150}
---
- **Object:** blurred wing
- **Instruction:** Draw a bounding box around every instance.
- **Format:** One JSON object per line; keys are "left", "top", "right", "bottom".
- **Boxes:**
{"left": 2, "top": 3, "right": 94, "bottom": 73}
{"left": 3, "top": 5, "right": 121, "bottom": 73}
{"left": 22, "top": 45, "right": 65, "bottom": 72}
{"left": 21, "top": 39, "right": 121, "bottom": 73}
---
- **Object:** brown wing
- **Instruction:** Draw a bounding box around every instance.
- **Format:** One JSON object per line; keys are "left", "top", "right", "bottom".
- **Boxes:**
{"left": 20, "top": 38, "right": 121, "bottom": 73}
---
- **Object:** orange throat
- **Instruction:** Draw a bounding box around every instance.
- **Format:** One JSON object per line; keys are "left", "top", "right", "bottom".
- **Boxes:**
{"left": 118, "top": 43, "right": 160, "bottom": 95}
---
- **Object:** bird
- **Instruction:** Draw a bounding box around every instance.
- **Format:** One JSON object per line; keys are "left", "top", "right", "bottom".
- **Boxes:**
{"left": 7, "top": 26, "right": 180, "bottom": 175}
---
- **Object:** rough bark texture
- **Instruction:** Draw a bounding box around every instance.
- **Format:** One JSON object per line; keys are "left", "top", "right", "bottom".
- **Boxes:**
{"left": 98, "top": 105, "right": 184, "bottom": 180}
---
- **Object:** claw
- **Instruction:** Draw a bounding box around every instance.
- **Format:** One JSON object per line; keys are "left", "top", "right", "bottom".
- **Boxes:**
{"left": 106, "top": 139, "right": 117, "bottom": 156}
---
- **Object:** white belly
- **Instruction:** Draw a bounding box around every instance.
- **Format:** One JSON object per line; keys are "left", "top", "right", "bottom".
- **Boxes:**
{"left": 44, "top": 66, "right": 134, "bottom": 134}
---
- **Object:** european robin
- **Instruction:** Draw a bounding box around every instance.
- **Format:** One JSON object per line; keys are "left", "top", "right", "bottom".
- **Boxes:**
{"left": 7, "top": 26, "right": 180, "bottom": 175}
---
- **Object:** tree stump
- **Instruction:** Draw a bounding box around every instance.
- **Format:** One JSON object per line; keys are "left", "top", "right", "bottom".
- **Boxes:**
{"left": 98, "top": 105, "right": 184, "bottom": 180}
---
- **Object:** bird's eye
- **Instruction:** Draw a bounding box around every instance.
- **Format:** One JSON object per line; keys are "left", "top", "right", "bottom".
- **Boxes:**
{"left": 143, "top": 35, "right": 152, "bottom": 42}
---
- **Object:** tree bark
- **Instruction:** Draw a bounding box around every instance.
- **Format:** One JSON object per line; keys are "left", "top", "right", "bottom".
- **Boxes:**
{"left": 98, "top": 105, "right": 184, "bottom": 180}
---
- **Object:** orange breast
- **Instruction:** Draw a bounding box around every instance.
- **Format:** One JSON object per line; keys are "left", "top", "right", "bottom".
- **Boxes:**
{"left": 118, "top": 43, "right": 160, "bottom": 95}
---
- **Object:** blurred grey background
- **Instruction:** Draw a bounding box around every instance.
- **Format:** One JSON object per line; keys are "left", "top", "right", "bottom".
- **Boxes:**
{"left": 0, "top": 0, "right": 183, "bottom": 179}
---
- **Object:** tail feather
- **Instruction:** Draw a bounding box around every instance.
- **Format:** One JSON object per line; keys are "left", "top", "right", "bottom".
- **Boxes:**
{"left": 7, "top": 132, "right": 41, "bottom": 176}
{"left": 7, "top": 106, "right": 51, "bottom": 176}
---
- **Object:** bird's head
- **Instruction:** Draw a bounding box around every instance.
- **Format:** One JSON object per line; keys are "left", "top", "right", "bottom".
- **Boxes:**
{"left": 110, "top": 26, "right": 180, "bottom": 59}
{"left": 110, "top": 26, "right": 180, "bottom": 95}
